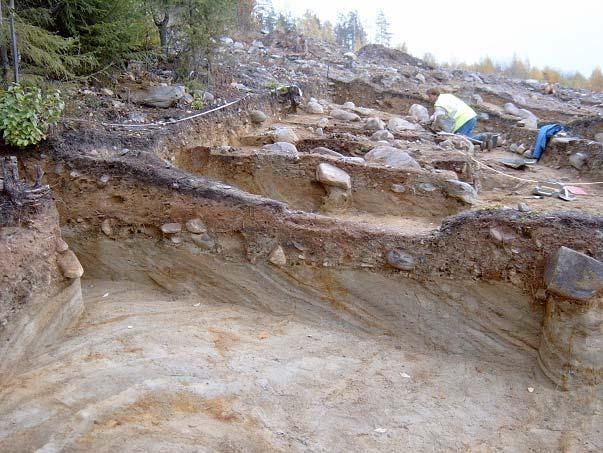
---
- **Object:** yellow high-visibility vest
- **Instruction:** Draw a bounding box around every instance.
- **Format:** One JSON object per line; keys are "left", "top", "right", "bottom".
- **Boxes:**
{"left": 435, "top": 94, "right": 477, "bottom": 132}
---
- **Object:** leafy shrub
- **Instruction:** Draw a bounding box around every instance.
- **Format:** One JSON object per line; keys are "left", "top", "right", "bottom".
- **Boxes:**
{"left": 0, "top": 85, "right": 65, "bottom": 147}
{"left": 191, "top": 92, "right": 205, "bottom": 110}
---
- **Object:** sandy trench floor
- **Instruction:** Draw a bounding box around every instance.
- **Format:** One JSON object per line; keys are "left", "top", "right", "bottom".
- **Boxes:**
{"left": 0, "top": 279, "right": 600, "bottom": 453}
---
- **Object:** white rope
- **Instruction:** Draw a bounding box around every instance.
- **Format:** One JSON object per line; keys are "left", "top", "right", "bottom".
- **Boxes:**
{"left": 62, "top": 95, "right": 249, "bottom": 129}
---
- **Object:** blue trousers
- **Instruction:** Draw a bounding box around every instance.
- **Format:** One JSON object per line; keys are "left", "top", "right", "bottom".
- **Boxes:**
{"left": 455, "top": 117, "right": 477, "bottom": 138}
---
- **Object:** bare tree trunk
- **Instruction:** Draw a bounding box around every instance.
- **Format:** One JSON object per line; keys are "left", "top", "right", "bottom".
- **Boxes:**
{"left": 153, "top": 11, "right": 170, "bottom": 61}
{"left": 8, "top": 0, "right": 17, "bottom": 83}
{"left": 2, "top": 156, "right": 50, "bottom": 207}
{"left": 0, "top": 2, "right": 9, "bottom": 81}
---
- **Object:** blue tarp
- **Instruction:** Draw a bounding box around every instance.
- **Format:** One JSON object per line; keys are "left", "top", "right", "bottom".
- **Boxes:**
{"left": 533, "top": 124, "right": 564, "bottom": 159}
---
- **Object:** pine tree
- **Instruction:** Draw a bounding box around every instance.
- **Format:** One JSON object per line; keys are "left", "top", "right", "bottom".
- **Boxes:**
{"left": 275, "top": 12, "right": 296, "bottom": 33}
{"left": 375, "top": 10, "right": 392, "bottom": 47}
{"left": 254, "top": 0, "right": 277, "bottom": 33}
{"left": 174, "top": 0, "right": 237, "bottom": 73}
{"left": 334, "top": 11, "right": 366, "bottom": 51}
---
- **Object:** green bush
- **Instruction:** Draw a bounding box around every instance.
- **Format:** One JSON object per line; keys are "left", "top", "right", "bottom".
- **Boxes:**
{"left": 191, "top": 92, "right": 205, "bottom": 110}
{"left": 0, "top": 85, "right": 65, "bottom": 147}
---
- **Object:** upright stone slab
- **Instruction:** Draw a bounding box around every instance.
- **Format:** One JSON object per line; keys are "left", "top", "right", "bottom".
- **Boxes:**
{"left": 538, "top": 247, "right": 603, "bottom": 388}
{"left": 544, "top": 246, "right": 603, "bottom": 300}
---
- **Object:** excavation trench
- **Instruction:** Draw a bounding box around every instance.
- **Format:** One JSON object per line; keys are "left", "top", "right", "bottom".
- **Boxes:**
{"left": 1, "top": 104, "right": 602, "bottom": 451}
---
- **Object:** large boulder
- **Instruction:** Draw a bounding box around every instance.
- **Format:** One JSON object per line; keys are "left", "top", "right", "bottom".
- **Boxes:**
{"left": 130, "top": 85, "right": 185, "bottom": 108}
{"left": 262, "top": 142, "right": 300, "bottom": 160}
{"left": 331, "top": 109, "right": 360, "bottom": 122}
{"left": 409, "top": 104, "right": 429, "bottom": 123}
{"left": 316, "top": 163, "right": 351, "bottom": 190}
{"left": 388, "top": 117, "right": 420, "bottom": 132}
{"left": 544, "top": 246, "right": 603, "bottom": 300}
{"left": 364, "top": 146, "right": 421, "bottom": 169}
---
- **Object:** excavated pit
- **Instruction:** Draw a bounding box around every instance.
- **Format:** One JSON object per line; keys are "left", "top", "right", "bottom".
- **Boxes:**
{"left": 1, "top": 95, "right": 602, "bottom": 451}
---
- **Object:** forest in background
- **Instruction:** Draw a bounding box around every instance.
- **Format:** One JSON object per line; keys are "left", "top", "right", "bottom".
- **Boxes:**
{"left": 0, "top": 0, "right": 599, "bottom": 91}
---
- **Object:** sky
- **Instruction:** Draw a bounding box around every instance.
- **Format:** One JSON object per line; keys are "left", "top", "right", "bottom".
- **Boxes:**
{"left": 270, "top": 0, "right": 603, "bottom": 76}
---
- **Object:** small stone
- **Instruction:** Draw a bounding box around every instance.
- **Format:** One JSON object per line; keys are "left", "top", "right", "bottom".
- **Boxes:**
{"left": 415, "top": 73, "right": 426, "bottom": 84}
{"left": 101, "top": 219, "right": 112, "bottom": 236}
{"left": 331, "top": 109, "right": 360, "bottom": 122}
{"left": 535, "top": 288, "right": 547, "bottom": 301}
{"left": 170, "top": 236, "right": 182, "bottom": 245}
{"left": 417, "top": 183, "right": 436, "bottom": 192}
{"left": 53, "top": 163, "right": 64, "bottom": 175}
{"left": 97, "top": 174, "right": 110, "bottom": 188}
{"left": 504, "top": 103, "right": 521, "bottom": 116}
{"left": 342, "top": 101, "right": 355, "bottom": 109}
{"left": 569, "top": 152, "right": 587, "bottom": 170}
{"left": 544, "top": 246, "right": 603, "bottom": 300}
{"left": 57, "top": 250, "right": 84, "bottom": 279}
{"left": 161, "top": 223, "right": 182, "bottom": 234}
{"left": 101, "top": 88, "right": 114, "bottom": 97}
{"left": 268, "top": 245, "right": 287, "bottom": 266}
{"left": 489, "top": 227, "right": 516, "bottom": 243}
{"left": 262, "top": 142, "right": 299, "bottom": 160}
{"left": 249, "top": 110, "right": 267, "bottom": 124}
{"left": 442, "top": 180, "right": 478, "bottom": 204}
{"left": 191, "top": 233, "right": 215, "bottom": 250}
{"left": 306, "top": 102, "right": 324, "bottom": 114}
{"left": 386, "top": 249, "right": 415, "bottom": 271}
{"left": 365, "top": 117, "right": 385, "bottom": 132}
{"left": 518, "top": 117, "right": 538, "bottom": 130}
{"left": 522, "top": 149, "right": 533, "bottom": 158}
{"left": 56, "top": 238, "right": 69, "bottom": 253}
{"left": 388, "top": 117, "right": 420, "bottom": 132}
{"left": 344, "top": 157, "right": 364, "bottom": 164}
{"left": 202, "top": 91, "right": 214, "bottom": 103}
{"left": 518, "top": 202, "right": 531, "bottom": 212}
{"left": 365, "top": 146, "right": 421, "bottom": 170}
{"left": 391, "top": 184, "right": 406, "bottom": 193}
{"left": 273, "top": 127, "right": 298, "bottom": 144}
{"left": 185, "top": 218, "right": 206, "bottom": 234}
{"left": 310, "top": 147, "right": 344, "bottom": 158}
{"left": 371, "top": 130, "right": 394, "bottom": 141}
{"left": 316, "top": 163, "right": 351, "bottom": 190}
{"left": 509, "top": 143, "right": 518, "bottom": 153}
{"left": 317, "top": 117, "right": 329, "bottom": 128}
{"left": 594, "top": 132, "right": 603, "bottom": 144}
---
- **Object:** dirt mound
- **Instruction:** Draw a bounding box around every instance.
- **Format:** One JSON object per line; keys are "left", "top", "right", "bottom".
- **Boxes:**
{"left": 358, "top": 44, "right": 428, "bottom": 68}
